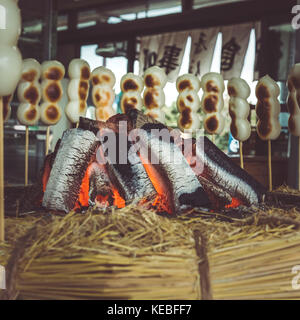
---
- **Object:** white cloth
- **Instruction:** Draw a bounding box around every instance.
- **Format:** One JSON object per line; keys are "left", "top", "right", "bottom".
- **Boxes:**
{"left": 139, "top": 31, "right": 189, "bottom": 82}
{"left": 221, "top": 23, "right": 252, "bottom": 80}
{"left": 189, "top": 27, "right": 219, "bottom": 78}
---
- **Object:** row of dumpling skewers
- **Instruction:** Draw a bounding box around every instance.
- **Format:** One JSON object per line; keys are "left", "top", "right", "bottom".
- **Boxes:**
{"left": 2, "top": 58, "right": 300, "bottom": 192}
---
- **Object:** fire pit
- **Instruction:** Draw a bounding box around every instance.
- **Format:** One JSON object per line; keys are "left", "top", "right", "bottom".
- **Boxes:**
{"left": 2, "top": 111, "right": 300, "bottom": 300}
{"left": 39, "top": 110, "right": 266, "bottom": 215}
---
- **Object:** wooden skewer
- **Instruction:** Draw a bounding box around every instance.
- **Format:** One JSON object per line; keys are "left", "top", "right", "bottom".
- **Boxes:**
{"left": 0, "top": 97, "right": 5, "bottom": 242}
{"left": 45, "top": 126, "right": 50, "bottom": 156}
{"left": 239, "top": 141, "right": 244, "bottom": 169}
{"left": 211, "top": 134, "right": 215, "bottom": 144}
{"left": 268, "top": 139, "right": 272, "bottom": 192}
{"left": 25, "top": 126, "right": 29, "bottom": 186}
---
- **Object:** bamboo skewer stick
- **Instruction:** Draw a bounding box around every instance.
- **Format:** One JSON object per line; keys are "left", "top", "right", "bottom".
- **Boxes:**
{"left": 25, "top": 126, "right": 29, "bottom": 186}
{"left": 211, "top": 134, "right": 215, "bottom": 144}
{"left": 0, "top": 97, "right": 4, "bottom": 242}
{"left": 239, "top": 141, "right": 244, "bottom": 169}
{"left": 45, "top": 127, "right": 50, "bottom": 156}
{"left": 268, "top": 140, "right": 272, "bottom": 192}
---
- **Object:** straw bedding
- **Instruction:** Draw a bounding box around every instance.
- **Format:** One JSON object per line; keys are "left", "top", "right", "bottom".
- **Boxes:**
{"left": 1, "top": 195, "right": 300, "bottom": 300}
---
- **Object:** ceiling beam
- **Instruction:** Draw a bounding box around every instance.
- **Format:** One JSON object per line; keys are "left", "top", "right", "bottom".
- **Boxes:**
{"left": 58, "top": 0, "right": 296, "bottom": 45}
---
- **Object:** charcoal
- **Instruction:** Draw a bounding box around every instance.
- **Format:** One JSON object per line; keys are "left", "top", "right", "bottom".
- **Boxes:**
{"left": 78, "top": 117, "right": 102, "bottom": 135}
{"left": 98, "top": 129, "right": 156, "bottom": 203}
{"left": 135, "top": 123, "right": 211, "bottom": 212}
{"left": 42, "top": 128, "right": 100, "bottom": 212}
{"left": 197, "top": 175, "right": 232, "bottom": 209}
{"left": 192, "top": 136, "right": 266, "bottom": 206}
{"left": 88, "top": 162, "right": 114, "bottom": 207}
{"left": 127, "top": 110, "right": 265, "bottom": 207}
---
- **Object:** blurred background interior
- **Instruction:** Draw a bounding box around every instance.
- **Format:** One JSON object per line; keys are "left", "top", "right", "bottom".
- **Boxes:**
{"left": 3, "top": 0, "right": 298, "bottom": 188}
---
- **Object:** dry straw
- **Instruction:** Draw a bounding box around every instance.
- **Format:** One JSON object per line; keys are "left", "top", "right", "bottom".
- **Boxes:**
{"left": 1, "top": 200, "right": 300, "bottom": 300}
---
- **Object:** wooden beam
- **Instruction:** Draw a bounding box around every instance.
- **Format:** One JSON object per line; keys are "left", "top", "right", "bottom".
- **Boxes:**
{"left": 181, "top": 0, "right": 193, "bottom": 12}
{"left": 58, "top": 0, "right": 296, "bottom": 45}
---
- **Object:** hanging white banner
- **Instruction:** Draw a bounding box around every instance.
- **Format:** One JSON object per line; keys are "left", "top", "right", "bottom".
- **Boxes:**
{"left": 221, "top": 22, "right": 252, "bottom": 80}
{"left": 139, "top": 31, "right": 189, "bottom": 82}
{"left": 189, "top": 27, "right": 219, "bottom": 78}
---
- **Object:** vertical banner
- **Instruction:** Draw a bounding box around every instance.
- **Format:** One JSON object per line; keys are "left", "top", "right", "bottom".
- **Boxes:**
{"left": 139, "top": 31, "right": 189, "bottom": 82}
{"left": 189, "top": 27, "right": 219, "bottom": 78}
{"left": 221, "top": 22, "right": 252, "bottom": 80}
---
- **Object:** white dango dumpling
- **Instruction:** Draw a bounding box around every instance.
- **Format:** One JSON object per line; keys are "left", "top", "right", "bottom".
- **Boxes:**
{"left": 143, "top": 87, "right": 165, "bottom": 110}
{"left": 20, "top": 58, "right": 41, "bottom": 82}
{"left": 255, "top": 75, "right": 281, "bottom": 141}
{"left": 203, "top": 113, "right": 225, "bottom": 135}
{"left": 65, "top": 59, "right": 90, "bottom": 124}
{"left": 121, "top": 73, "right": 144, "bottom": 93}
{"left": 41, "top": 61, "right": 65, "bottom": 104}
{"left": 68, "top": 58, "right": 90, "bottom": 80}
{"left": 41, "top": 60, "right": 65, "bottom": 81}
{"left": 227, "top": 77, "right": 251, "bottom": 142}
{"left": 17, "top": 80, "right": 41, "bottom": 104}
{"left": 91, "top": 66, "right": 116, "bottom": 88}
{"left": 120, "top": 91, "right": 143, "bottom": 114}
{"left": 17, "top": 102, "right": 40, "bottom": 126}
{"left": 144, "top": 66, "right": 167, "bottom": 89}
{"left": 0, "top": 45, "right": 22, "bottom": 96}
{"left": 16, "top": 58, "right": 42, "bottom": 126}
{"left": 65, "top": 101, "right": 87, "bottom": 124}
{"left": 177, "top": 90, "right": 200, "bottom": 112}
{"left": 40, "top": 102, "right": 61, "bottom": 125}
{"left": 176, "top": 74, "right": 201, "bottom": 93}
{"left": 95, "top": 106, "right": 115, "bottom": 121}
{"left": 67, "top": 79, "right": 89, "bottom": 101}
{"left": 92, "top": 85, "right": 115, "bottom": 109}
{"left": 201, "top": 72, "right": 225, "bottom": 135}
{"left": 0, "top": 0, "right": 21, "bottom": 46}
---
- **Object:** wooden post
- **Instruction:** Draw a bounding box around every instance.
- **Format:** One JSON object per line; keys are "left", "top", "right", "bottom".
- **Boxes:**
{"left": 25, "top": 126, "right": 29, "bottom": 186}
{"left": 239, "top": 141, "right": 244, "bottom": 169}
{"left": 211, "top": 134, "right": 215, "bottom": 144}
{"left": 0, "top": 97, "right": 5, "bottom": 241}
{"left": 268, "top": 140, "right": 272, "bottom": 191}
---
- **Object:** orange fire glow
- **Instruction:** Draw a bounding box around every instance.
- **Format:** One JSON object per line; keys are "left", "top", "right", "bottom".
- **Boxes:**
{"left": 225, "top": 197, "right": 242, "bottom": 209}
{"left": 74, "top": 166, "right": 91, "bottom": 209}
{"left": 141, "top": 160, "right": 173, "bottom": 214}
{"left": 112, "top": 188, "right": 126, "bottom": 208}
{"left": 42, "top": 159, "right": 51, "bottom": 193}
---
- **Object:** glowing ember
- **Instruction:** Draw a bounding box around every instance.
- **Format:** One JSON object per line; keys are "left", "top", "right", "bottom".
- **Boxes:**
{"left": 112, "top": 188, "right": 126, "bottom": 208}
{"left": 42, "top": 159, "right": 51, "bottom": 193}
{"left": 225, "top": 197, "right": 242, "bottom": 209}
